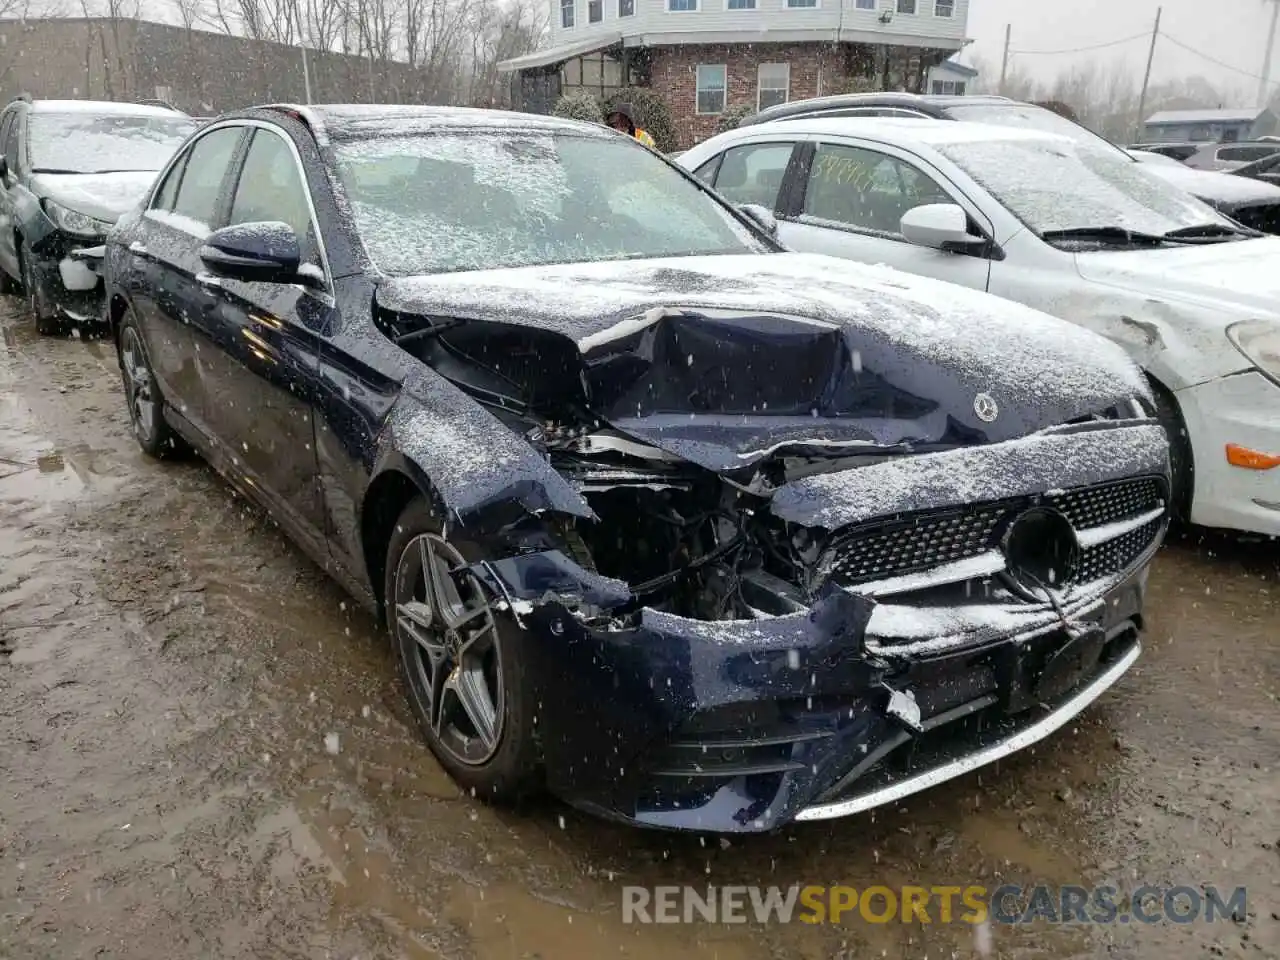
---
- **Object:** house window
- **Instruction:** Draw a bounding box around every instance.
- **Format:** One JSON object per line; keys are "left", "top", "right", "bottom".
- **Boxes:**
{"left": 934, "top": 0, "right": 953, "bottom": 15}
{"left": 619, "top": 0, "right": 634, "bottom": 14}
{"left": 668, "top": 0, "right": 697, "bottom": 10}
{"left": 785, "top": 0, "right": 819, "bottom": 7}
{"left": 930, "top": 79, "right": 966, "bottom": 95}
{"left": 757, "top": 63, "right": 789, "bottom": 110}
{"left": 561, "top": 0, "right": 574, "bottom": 27}
{"left": 897, "top": 0, "right": 916, "bottom": 12}
{"left": 727, "top": 0, "right": 756, "bottom": 8}
{"left": 854, "top": 0, "right": 874, "bottom": 6}
{"left": 588, "top": 0, "right": 602, "bottom": 20}
{"left": 696, "top": 64, "right": 726, "bottom": 114}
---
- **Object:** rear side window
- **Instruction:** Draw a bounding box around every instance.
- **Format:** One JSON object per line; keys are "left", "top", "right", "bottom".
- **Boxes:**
{"left": 171, "top": 126, "right": 242, "bottom": 227}
{"left": 709, "top": 142, "right": 796, "bottom": 209}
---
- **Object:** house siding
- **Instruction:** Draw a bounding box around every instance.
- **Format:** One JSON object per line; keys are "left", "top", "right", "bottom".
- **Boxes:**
{"left": 549, "top": 0, "right": 969, "bottom": 47}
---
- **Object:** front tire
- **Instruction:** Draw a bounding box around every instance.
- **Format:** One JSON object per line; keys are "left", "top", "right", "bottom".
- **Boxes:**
{"left": 18, "top": 241, "right": 60, "bottom": 335}
{"left": 1151, "top": 381, "right": 1193, "bottom": 524}
{"left": 384, "top": 496, "right": 541, "bottom": 801}
{"left": 118, "top": 310, "right": 186, "bottom": 459}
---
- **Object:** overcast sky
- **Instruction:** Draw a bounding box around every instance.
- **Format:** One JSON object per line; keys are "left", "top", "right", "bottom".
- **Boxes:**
{"left": 966, "top": 0, "right": 1279, "bottom": 102}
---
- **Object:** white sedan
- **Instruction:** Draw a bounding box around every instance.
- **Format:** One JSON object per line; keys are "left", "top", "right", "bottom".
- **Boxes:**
{"left": 678, "top": 118, "right": 1280, "bottom": 537}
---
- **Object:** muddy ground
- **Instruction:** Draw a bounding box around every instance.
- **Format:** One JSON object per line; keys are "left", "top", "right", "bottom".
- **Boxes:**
{"left": 0, "top": 298, "right": 1276, "bottom": 960}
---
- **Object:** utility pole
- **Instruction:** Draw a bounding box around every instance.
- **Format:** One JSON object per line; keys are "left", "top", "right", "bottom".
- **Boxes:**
{"left": 1259, "top": 0, "right": 1280, "bottom": 108}
{"left": 1135, "top": 6, "right": 1162, "bottom": 142}
{"left": 301, "top": 43, "right": 313, "bottom": 104}
{"left": 998, "top": 24, "right": 1011, "bottom": 95}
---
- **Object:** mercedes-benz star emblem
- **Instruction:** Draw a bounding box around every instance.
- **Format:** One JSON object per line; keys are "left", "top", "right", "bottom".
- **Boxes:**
{"left": 973, "top": 392, "right": 999, "bottom": 423}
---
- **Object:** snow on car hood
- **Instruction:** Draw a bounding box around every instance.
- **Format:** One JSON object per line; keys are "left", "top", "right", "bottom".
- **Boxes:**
{"left": 1143, "top": 163, "right": 1280, "bottom": 208}
{"left": 1074, "top": 234, "right": 1280, "bottom": 318}
{"left": 29, "top": 171, "right": 157, "bottom": 222}
{"left": 379, "top": 253, "right": 1150, "bottom": 468}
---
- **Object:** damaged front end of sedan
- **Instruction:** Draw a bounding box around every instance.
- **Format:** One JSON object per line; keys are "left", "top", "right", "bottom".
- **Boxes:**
{"left": 375, "top": 280, "right": 1170, "bottom": 833}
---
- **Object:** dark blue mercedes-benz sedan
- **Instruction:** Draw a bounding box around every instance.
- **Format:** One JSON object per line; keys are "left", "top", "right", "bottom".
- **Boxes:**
{"left": 102, "top": 104, "right": 1169, "bottom": 833}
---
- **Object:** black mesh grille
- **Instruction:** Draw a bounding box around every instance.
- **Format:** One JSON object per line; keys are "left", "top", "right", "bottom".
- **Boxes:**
{"left": 826, "top": 475, "right": 1166, "bottom": 589}
{"left": 827, "top": 505, "right": 1007, "bottom": 585}
{"left": 1076, "top": 517, "right": 1164, "bottom": 583}
{"left": 1047, "top": 477, "right": 1164, "bottom": 530}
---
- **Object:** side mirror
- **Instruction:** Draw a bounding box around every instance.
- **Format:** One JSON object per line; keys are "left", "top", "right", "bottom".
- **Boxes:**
{"left": 199, "top": 220, "right": 305, "bottom": 285}
{"left": 737, "top": 202, "right": 779, "bottom": 239}
{"left": 900, "top": 203, "right": 985, "bottom": 252}
{"left": 0, "top": 155, "right": 9, "bottom": 182}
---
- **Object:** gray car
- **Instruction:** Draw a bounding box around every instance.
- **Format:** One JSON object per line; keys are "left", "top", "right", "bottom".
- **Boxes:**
{"left": 0, "top": 98, "right": 195, "bottom": 333}
{"left": 1183, "top": 140, "right": 1280, "bottom": 172}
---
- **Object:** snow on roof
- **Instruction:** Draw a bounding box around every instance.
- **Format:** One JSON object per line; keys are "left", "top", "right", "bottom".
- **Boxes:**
{"left": 931, "top": 58, "right": 979, "bottom": 78}
{"left": 1145, "top": 108, "right": 1265, "bottom": 125}
{"left": 285, "top": 103, "right": 603, "bottom": 143}
{"left": 29, "top": 99, "right": 185, "bottom": 118}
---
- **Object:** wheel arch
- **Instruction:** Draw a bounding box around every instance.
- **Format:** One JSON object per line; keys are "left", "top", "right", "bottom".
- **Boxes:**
{"left": 359, "top": 464, "right": 444, "bottom": 627}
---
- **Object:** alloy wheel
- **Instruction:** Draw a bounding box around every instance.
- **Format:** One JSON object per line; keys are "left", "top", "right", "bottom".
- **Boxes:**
{"left": 119, "top": 326, "right": 157, "bottom": 444}
{"left": 394, "top": 533, "right": 505, "bottom": 766}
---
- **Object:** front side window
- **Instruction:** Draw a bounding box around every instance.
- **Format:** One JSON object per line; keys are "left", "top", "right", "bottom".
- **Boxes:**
{"left": 897, "top": 0, "right": 916, "bottom": 12}
{"left": 668, "top": 0, "right": 697, "bottom": 10}
{"left": 935, "top": 0, "right": 953, "bottom": 16}
{"left": 27, "top": 112, "right": 195, "bottom": 175}
{"left": 228, "top": 129, "right": 321, "bottom": 269}
{"left": 561, "top": 0, "right": 574, "bottom": 27}
{"left": 152, "top": 153, "right": 188, "bottom": 211}
{"left": 710, "top": 142, "right": 795, "bottom": 208}
{"left": 802, "top": 142, "right": 950, "bottom": 236}
{"left": 168, "top": 126, "right": 243, "bottom": 228}
{"left": 332, "top": 131, "right": 764, "bottom": 275}
{"left": 0, "top": 111, "right": 19, "bottom": 175}
{"left": 757, "top": 63, "right": 790, "bottom": 110}
{"left": 619, "top": 0, "right": 634, "bottom": 13}
{"left": 1219, "top": 145, "right": 1279, "bottom": 163}
{"left": 940, "top": 137, "right": 1233, "bottom": 237}
{"left": 588, "top": 0, "right": 602, "bottom": 21}
{"left": 696, "top": 64, "right": 727, "bottom": 115}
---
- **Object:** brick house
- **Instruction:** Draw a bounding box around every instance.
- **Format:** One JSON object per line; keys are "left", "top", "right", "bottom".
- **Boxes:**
{"left": 499, "top": 0, "right": 971, "bottom": 148}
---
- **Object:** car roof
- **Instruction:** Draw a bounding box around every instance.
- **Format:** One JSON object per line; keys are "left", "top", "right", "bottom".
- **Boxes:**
{"left": 734, "top": 116, "right": 1076, "bottom": 149}
{"left": 749, "top": 92, "right": 1015, "bottom": 123}
{"left": 27, "top": 99, "right": 186, "bottom": 118}
{"left": 244, "top": 103, "right": 611, "bottom": 141}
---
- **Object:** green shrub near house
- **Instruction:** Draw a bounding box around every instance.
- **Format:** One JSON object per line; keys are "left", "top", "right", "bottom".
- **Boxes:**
{"left": 716, "top": 103, "right": 756, "bottom": 133}
{"left": 603, "top": 87, "right": 678, "bottom": 152}
{"left": 552, "top": 91, "right": 604, "bottom": 124}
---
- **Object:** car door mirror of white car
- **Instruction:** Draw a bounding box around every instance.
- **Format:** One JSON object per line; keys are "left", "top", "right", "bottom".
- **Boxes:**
{"left": 736, "top": 203, "right": 779, "bottom": 239}
{"left": 900, "top": 203, "right": 985, "bottom": 252}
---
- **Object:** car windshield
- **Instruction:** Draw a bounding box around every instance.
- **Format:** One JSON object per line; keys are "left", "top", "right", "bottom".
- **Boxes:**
{"left": 28, "top": 112, "right": 196, "bottom": 174}
{"left": 944, "top": 102, "right": 1131, "bottom": 158}
{"left": 333, "top": 130, "right": 762, "bottom": 275}
{"left": 939, "top": 135, "right": 1234, "bottom": 238}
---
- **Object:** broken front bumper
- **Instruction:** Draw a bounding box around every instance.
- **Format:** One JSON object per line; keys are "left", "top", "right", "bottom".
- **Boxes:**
{"left": 27, "top": 234, "right": 108, "bottom": 324}
{"left": 501, "top": 561, "right": 1147, "bottom": 834}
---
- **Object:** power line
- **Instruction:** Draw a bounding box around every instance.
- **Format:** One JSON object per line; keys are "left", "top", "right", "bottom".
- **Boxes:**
{"left": 1009, "top": 32, "right": 1150, "bottom": 57}
{"left": 1159, "top": 30, "right": 1280, "bottom": 88}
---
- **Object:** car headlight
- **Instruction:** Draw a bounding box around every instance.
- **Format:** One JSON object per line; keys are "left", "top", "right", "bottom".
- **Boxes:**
{"left": 1226, "top": 319, "right": 1280, "bottom": 387}
{"left": 42, "top": 199, "right": 113, "bottom": 238}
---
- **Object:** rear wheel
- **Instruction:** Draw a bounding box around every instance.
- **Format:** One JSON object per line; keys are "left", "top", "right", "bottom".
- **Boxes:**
{"left": 118, "top": 310, "right": 186, "bottom": 459}
{"left": 384, "top": 497, "right": 541, "bottom": 801}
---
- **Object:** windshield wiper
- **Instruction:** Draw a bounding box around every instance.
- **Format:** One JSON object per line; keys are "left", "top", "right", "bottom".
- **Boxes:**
{"left": 1039, "top": 226, "right": 1170, "bottom": 246}
{"left": 1161, "top": 223, "right": 1253, "bottom": 241}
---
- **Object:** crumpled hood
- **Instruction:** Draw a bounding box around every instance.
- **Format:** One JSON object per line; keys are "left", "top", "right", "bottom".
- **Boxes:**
{"left": 379, "top": 253, "right": 1150, "bottom": 470}
{"left": 1144, "top": 162, "right": 1280, "bottom": 209}
{"left": 1075, "top": 235, "right": 1280, "bottom": 319}
{"left": 29, "top": 171, "right": 157, "bottom": 223}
